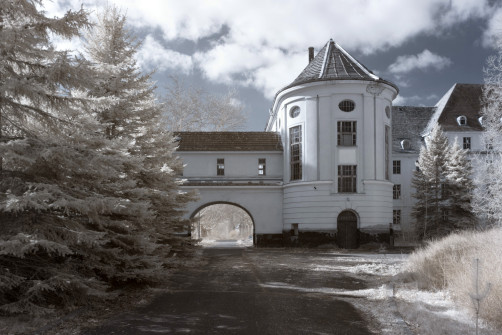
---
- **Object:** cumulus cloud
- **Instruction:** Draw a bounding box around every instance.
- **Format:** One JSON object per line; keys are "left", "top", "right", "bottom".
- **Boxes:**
{"left": 388, "top": 50, "right": 452, "bottom": 74}
{"left": 193, "top": 45, "right": 306, "bottom": 99}
{"left": 45, "top": 0, "right": 497, "bottom": 98}
{"left": 482, "top": 5, "right": 502, "bottom": 47}
{"left": 137, "top": 35, "right": 193, "bottom": 74}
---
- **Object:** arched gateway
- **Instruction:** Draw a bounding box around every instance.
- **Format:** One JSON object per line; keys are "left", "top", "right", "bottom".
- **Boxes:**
{"left": 337, "top": 210, "right": 359, "bottom": 249}
{"left": 175, "top": 40, "right": 398, "bottom": 247}
{"left": 190, "top": 202, "right": 255, "bottom": 244}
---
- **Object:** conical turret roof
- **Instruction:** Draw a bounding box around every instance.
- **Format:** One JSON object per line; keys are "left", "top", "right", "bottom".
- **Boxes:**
{"left": 281, "top": 39, "right": 398, "bottom": 92}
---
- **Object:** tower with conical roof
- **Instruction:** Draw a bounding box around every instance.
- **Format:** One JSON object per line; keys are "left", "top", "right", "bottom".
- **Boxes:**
{"left": 266, "top": 39, "right": 399, "bottom": 247}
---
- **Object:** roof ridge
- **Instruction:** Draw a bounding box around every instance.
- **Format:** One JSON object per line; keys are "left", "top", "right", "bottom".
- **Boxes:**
{"left": 335, "top": 42, "right": 379, "bottom": 80}
{"left": 319, "top": 40, "right": 331, "bottom": 78}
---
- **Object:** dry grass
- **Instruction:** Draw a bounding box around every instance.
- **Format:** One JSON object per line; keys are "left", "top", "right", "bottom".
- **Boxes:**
{"left": 405, "top": 228, "right": 502, "bottom": 330}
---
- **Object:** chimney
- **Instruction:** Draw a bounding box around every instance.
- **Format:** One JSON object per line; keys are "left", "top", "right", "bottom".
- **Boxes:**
{"left": 308, "top": 47, "right": 314, "bottom": 63}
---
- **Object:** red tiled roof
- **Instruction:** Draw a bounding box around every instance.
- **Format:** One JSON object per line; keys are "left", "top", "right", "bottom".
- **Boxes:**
{"left": 174, "top": 132, "right": 283, "bottom": 152}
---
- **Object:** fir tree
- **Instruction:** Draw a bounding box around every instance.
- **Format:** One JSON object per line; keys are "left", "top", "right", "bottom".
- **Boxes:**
{"left": 0, "top": 0, "right": 113, "bottom": 315}
{"left": 0, "top": 2, "right": 194, "bottom": 315}
{"left": 83, "top": 5, "right": 196, "bottom": 261}
{"left": 412, "top": 125, "right": 475, "bottom": 240}
{"left": 446, "top": 139, "right": 475, "bottom": 229}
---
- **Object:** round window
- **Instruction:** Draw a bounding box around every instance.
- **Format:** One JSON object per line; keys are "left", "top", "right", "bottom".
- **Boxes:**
{"left": 290, "top": 106, "right": 300, "bottom": 118}
{"left": 339, "top": 100, "right": 355, "bottom": 112}
{"left": 385, "top": 106, "right": 391, "bottom": 118}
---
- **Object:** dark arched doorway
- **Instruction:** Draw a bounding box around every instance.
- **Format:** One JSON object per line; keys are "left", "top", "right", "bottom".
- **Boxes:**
{"left": 337, "top": 210, "right": 358, "bottom": 249}
{"left": 190, "top": 202, "right": 254, "bottom": 246}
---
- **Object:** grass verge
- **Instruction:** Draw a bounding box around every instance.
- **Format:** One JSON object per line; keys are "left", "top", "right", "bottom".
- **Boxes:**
{"left": 405, "top": 228, "right": 502, "bottom": 330}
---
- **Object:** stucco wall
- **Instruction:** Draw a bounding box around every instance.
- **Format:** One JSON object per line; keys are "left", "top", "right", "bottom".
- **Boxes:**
{"left": 178, "top": 151, "right": 283, "bottom": 180}
{"left": 272, "top": 80, "right": 397, "bottom": 233}
{"left": 181, "top": 186, "right": 284, "bottom": 235}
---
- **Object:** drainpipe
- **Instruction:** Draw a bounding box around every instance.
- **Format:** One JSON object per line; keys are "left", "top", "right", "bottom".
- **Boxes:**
{"left": 317, "top": 95, "right": 320, "bottom": 180}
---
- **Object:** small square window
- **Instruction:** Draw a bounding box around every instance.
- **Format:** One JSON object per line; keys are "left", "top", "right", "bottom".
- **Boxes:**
{"left": 463, "top": 137, "right": 471, "bottom": 150}
{"left": 393, "top": 185, "right": 401, "bottom": 199}
{"left": 393, "top": 210, "right": 401, "bottom": 225}
{"left": 442, "top": 209, "right": 449, "bottom": 222}
{"left": 258, "top": 158, "right": 266, "bottom": 176}
{"left": 393, "top": 160, "right": 401, "bottom": 174}
{"left": 337, "top": 121, "right": 357, "bottom": 146}
{"left": 217, "top": 158, "right": 225, "bottom": 176}
{"left": 338, "top": 165, "right": 357, "bottom": 193}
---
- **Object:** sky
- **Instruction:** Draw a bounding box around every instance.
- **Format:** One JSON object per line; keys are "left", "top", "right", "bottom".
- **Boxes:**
{"left": 45, "top": 0, "right": 502, "bottom": 130}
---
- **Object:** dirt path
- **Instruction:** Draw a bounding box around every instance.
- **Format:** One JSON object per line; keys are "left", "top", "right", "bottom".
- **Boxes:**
{"left": 83, "top": 247, "right": 376, "bottom": 334}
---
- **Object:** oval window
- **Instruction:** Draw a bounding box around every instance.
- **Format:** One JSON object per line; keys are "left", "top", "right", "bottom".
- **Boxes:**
{"left": 385, "top": 106, "right": 391, "bottom": 118}
{"left": 290, "top": 106, "right": 300, "bottom": 118}
{"left": 339, "top": 100, "right": 355, "bottom": 112}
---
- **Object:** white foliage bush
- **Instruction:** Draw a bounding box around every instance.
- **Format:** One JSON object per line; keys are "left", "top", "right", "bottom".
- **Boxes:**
{"left": 406, "top": 228, "right": 502, "bottom": 329}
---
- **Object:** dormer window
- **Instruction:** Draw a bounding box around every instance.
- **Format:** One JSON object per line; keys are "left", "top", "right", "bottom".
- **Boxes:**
{"left": 478, "top": 116, "right": 484, "bottom": 126}
{"left": 400, "top": 140, "right": 411, "bottom": 150}
{"left": 457, "top": 116, "right": 467, "bottom": 126}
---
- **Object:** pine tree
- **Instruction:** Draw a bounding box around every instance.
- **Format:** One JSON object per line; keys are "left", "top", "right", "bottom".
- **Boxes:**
{"left": 445, "top": 139, "right": 475, "bottom": 229}
{"left": 83, "top": 5, "right": 195, "bottom": 262}
{"left": 0, "top": 2, "right": 194, "bottom": 315}
{"left": 412, "top": 125, "right": 475, "bottom": 239}
{"left": 0, "top": 0, "right": 116, "bottom": 315}
{"left": 412, "top": 125, "right": 451, "bottom": 239}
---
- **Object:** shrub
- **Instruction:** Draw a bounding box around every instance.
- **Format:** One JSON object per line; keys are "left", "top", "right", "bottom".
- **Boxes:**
{"left": 406, "top": 228, "right": 502, "bottom": 329}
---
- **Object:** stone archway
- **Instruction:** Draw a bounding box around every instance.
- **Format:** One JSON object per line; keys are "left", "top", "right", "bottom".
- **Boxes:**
{"left": 190, "top": 202, "right": 255, "bottom": 246}
{"left": 337, "top": 210, "right": 358, "bottom": 249}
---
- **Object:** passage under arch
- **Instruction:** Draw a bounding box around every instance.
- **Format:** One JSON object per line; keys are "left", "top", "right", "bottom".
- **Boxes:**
{"left": 191, "top": 202, "right": 254, "bottom": 246}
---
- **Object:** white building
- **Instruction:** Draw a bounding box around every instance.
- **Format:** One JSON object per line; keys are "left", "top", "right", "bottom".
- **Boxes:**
{"left": 176, "top": 40, "right": 484, "bottom": 248}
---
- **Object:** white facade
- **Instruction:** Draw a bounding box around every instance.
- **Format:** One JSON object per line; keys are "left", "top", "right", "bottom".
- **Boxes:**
{"left": 266, "top": 80, "right": 397, "bottom": 236}
{"left": 175, "top": 43, "right": 483, "bottom": 247}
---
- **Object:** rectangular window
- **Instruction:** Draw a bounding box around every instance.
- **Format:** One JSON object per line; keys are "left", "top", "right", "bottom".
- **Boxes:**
{"left": 337, "top": 121, "right": 357, "bottom": 146}
{"left": 258, "top": 158, "right": 266, "bottom": 176}
{"left": 393, "top": 184, "right": 401, "bottom": 199}
{"left": 338, "top": 165, "right": 357, "bottom": 193}
{"left": 442, "top": 209, "right": 449, "bottom": 222}
{"left": 393, "top": 210, "right": 401, "bottom": 225}
{"left": 217, "top": 158, "right": 225, "bottom": 176}
{"left": 393, "top": 160, "right": 401, "bottom": 174}
{"left": 290, "top": 126, "right": 302, "bottom": 181}
{"left": 463, "top": 137, "right": 471, "bottom": 150}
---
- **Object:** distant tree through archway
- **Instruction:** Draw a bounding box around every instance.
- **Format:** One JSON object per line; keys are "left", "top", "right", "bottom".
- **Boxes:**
{"left": 191, "top": 203, "right": 254, "bottom": 246}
